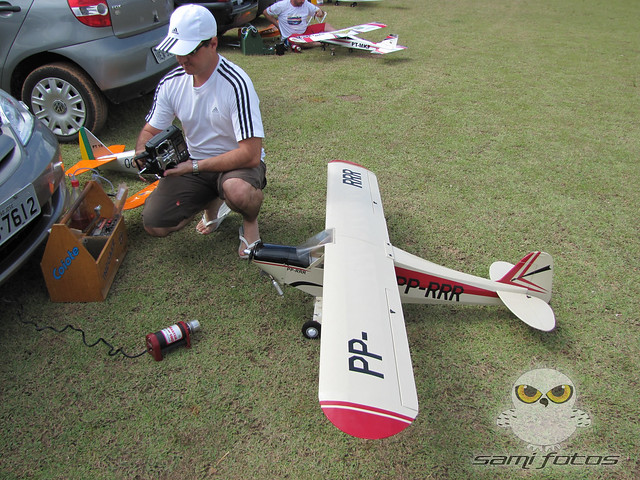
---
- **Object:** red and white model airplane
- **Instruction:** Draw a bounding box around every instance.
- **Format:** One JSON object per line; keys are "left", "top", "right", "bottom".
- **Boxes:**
{"left": 65, "top": 128, "right": 158, "bottom": 210}
{"left": 289, "top": 22, "right": 406, "bottom": 55}
{"left": 246, "top": 160, "right": 555, "bottom": 440}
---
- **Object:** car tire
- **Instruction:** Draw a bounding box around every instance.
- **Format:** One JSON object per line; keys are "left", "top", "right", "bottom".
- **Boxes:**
{"left": 21, "top": 62, "right": 108, "bottom": 143}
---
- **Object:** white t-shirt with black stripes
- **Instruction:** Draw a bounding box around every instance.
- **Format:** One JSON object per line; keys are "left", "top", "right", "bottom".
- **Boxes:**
{"left": 146, "top": 55, "right": 265, "bottom": 162}
{"left": 265, "top": 0, "right": 319, "bottom": 39}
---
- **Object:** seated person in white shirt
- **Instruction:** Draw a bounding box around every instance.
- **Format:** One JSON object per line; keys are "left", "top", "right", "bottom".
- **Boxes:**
{"left": 263, "top": 0, "right": 335, "bottom": 50}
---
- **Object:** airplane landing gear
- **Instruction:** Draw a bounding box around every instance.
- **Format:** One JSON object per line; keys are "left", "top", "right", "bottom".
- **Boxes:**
{"left": 302, "top": 297, "right": 323, "bottom": 339}
{"left": 321, "top": 45, "right": 336, "bottom": 56}
{"left": 302, "top": 320, "right": 321, "bottom": 339}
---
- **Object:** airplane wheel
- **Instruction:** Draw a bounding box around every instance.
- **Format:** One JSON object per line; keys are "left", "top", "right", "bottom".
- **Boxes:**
{"left": 302, "top": 320, "right": 321, "bottom": 339}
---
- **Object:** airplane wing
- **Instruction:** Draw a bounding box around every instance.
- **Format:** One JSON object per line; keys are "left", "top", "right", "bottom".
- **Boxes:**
{"left": 290, "top": 22, "right": 386, "bottom": 44}
{"left": 123, "top": 180, "right": 159, "bottom": 210}
{"left": 318, "top": 160, "right": 418, "bottom": 439}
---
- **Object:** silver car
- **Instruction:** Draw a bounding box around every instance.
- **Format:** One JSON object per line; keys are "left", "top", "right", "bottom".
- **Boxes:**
{"left": 0, "top": 89, "right": 66, "bottom": 285}
{"left": 0, "top": 0, "right": 176, "bottom": 143}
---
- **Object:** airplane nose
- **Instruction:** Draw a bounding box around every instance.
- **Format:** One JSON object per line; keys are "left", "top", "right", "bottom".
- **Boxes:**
{"left": 540, "top": 397, "right": 549, "bottom": 407}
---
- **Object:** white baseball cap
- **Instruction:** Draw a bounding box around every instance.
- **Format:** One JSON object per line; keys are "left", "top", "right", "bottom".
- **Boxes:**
{"left": 156, "top": 4, "right": 217, "bottom": 56}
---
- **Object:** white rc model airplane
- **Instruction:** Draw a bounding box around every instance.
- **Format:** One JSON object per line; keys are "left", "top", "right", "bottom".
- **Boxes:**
{"left": 289, "top": 22, "right": 407, "bottom": 55}
{"left": 65, "top": 128, "right": 159, "bottom": 210}
{"left": 246, "top": 160, "right": 555, "bottom": 440}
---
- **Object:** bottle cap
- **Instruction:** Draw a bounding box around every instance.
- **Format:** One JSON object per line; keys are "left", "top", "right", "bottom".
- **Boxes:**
{"left": 187, "top": 320, "right": 201, "bottom": 332}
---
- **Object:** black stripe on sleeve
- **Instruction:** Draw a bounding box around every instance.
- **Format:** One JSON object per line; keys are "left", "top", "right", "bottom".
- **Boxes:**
{"left": 218, "top": 58, "right": 255, "bottom": 139}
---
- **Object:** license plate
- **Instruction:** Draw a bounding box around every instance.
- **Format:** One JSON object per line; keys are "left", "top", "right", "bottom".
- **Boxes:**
{"left": 152, "top": 47, "right": 173, "bottom": 64}
{"left": 0, "top": 184, "right": 41, "bottom": 247}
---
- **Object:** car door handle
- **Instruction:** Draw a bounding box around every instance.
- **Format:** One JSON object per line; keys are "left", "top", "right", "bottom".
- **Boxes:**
{"left": 0, "top": 4, "right": 22, "bottom": 13}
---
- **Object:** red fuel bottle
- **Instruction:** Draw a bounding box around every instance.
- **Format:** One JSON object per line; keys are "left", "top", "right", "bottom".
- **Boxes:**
{"left": 146, "top": 320, "right": 200, "bottom": 361}
{"left": 68, "top": 177, "right": 92, "bottom": 231}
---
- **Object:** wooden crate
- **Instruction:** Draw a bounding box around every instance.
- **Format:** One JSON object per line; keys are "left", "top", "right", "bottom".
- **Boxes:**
{"left": 40, "top": 181, "right": 128, "bottom": 302}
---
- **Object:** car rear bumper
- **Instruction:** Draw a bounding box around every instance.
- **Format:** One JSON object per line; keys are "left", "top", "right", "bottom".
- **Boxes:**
{"left": 51, "top": 29, "right": 177, "bottom": 104}
{"left": 224, "top": 3, "right": 259, "bottom": 31}
{"left": 102, "top": 68, "right": 172, "bottom": 105}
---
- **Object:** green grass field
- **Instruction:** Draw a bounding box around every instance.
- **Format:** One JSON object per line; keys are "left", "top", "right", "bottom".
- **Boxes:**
{"left": 1, "top": 0, "right": 639, "bottom": 478}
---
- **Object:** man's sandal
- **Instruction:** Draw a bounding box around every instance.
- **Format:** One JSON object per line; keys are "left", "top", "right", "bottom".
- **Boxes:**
{"left": 196, "top": 202, "right": 231, "bottom": 234}
{"left": 238, "top": 226, "right": 260, "bottom": 259}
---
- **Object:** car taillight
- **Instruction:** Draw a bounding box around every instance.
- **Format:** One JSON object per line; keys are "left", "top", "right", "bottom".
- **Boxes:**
{"left": 67, "top": 0, "right": 112, "bottom": 28}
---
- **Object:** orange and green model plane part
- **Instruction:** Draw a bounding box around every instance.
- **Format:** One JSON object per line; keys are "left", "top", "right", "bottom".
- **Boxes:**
{"left": 65, "top": 127, "right": 158, "bottom": 210}
{"left": 122, "top": 180, "right": 159, "bottom": 210}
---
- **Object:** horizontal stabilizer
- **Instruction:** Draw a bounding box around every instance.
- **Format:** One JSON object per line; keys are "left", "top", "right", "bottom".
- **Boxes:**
{"left": 108, "top": 145, "right": 126, "bottom": 154}
{"left": 495, "top": 290, "right": 555, "bottom": 331}
{"left": 65, "top": 157, "right": 117, "bottom": 176}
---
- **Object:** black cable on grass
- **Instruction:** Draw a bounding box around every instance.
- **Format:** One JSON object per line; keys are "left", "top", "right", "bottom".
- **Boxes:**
{"left": 13, "top": 302, "right": 147, "bottom": 359}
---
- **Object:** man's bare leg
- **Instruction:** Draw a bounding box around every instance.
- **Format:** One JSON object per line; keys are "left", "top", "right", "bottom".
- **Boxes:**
{"left": 195, "top": 197, "right": 226, "bottom": 234}
{"left": 222, "top": 177, "right": 263, "bottom": 257}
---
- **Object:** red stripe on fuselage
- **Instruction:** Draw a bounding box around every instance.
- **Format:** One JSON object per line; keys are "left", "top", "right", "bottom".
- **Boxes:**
{"left": 395, "top": 266, "right": 498, "bottom": 299}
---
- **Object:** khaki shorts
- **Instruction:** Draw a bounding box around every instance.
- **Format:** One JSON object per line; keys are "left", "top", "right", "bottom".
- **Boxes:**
{"left": 142, "top": 162, "right": 267, "bottom": 229}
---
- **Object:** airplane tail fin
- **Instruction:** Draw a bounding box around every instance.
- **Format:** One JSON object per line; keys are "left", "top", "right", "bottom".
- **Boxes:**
{"left": 380, "top": 34, "right": 399, "bottom": 48}
{"left": 489, "top": 252, "right": 555, "bottom": 331}
{"left": 372, "top": 34, "right": 407, "bottom": 54}
{"left": 78, "top": 127, "right": 114, "bottom": 160}
{"left": 491, "top": 251, "right": 553, "bottom": 303}
{"left": 66, "top": 128, "right": 128, "bottom": 177}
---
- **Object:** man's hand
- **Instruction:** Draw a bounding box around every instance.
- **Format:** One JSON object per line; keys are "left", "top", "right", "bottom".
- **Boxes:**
{"left": 133, "top": 151, "right": 149, "bottom": 170}
{"left": 162, "top": 159, "right": 193, "bottom": 177}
